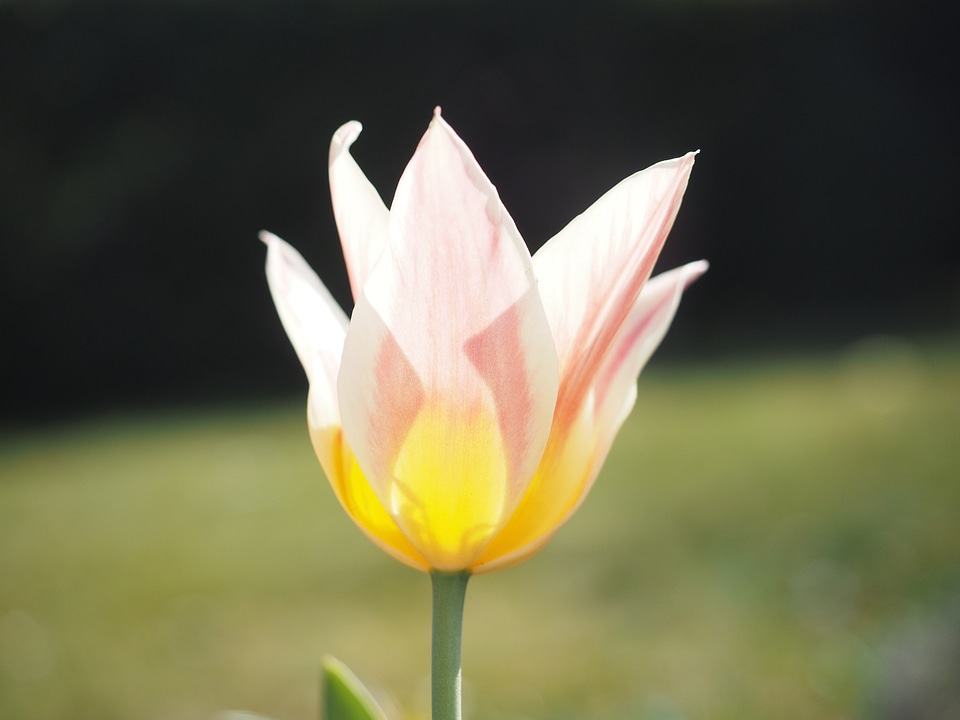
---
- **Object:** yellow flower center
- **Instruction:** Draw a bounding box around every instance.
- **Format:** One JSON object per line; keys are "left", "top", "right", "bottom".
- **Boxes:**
{"left": 390, "top": 398, "right": 508, "bottom": 570}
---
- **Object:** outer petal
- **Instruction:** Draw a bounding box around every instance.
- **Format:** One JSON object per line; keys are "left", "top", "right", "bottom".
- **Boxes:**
{"left": 474, "top": 261, "right": 706, "bottom": 573}
{"left": 329, "top": 122, "right": 391, "bottom": 302}
{"left": 532, "top": 152, "right": 697, "bottom": 427}
{"left": 262, "top": 231, "right": 427, "bottom": 570}
{"left": 309, "top": 421, "right": 430, "bottom": 571}
{"left": 337, "top": 110, "right": 559, "bottom": 571}
{"left": 262, "top": 230, "right": 348, "bottom": 426}
{"left": 591, "top": 260, "right": 708, "bottom": 443}
{"left": 473, "top": 398, "right": 596, "bottom": 573}
{"left": 476, "top": 155, "right": 697, "bottom": 572}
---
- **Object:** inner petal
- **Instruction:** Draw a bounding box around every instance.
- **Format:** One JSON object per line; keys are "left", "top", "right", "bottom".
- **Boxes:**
{"left": 389, "top": 397, "right": 508, "bottom": 570}
{"left": 474, "top": 398, "right": 597, "bottom": 573}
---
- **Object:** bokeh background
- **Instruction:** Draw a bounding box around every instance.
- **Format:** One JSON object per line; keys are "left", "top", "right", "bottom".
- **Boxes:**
{"left": 1, "top": 1, "right": 958, "bottom": 719}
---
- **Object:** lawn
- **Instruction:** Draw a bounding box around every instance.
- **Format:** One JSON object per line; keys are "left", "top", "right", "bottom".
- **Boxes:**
{"left": 2, "top": 339, "right": 959, "bottom": 720}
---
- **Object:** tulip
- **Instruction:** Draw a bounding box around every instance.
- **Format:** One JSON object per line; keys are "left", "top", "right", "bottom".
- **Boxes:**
{"left": 263, "top": 109, "right": 704, "bottom": 720}
{"left": 263, "top": 108, "right": 704, "bottom": 577}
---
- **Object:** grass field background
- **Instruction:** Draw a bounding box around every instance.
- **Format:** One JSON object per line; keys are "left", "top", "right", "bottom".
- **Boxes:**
{"left": 2, "top": 338, "right": 959, "bottom": 720}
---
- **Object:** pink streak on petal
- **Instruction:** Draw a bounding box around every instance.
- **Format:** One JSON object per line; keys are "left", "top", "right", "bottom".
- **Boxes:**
{"left": 476, "top": 261, "right": 707, "bottom": 575}
{"left": 534, "top": 153, "right": 697, "bottom": 433}
{"left": 589, "top": 260, "right": 707, "bottom": 481}
{"left": 369, "top": 330, "right": 426, "bottom": 481}
{"left": 594, "top": 260, "right": 708, "bottom": 420}
{"left": 338, "top": 112, "right": 558, "bottom": 545}
{"left": 377, "top": 111, "right": 534, "bottom": 368}
{"left": 463, "top": 298, "right": 538, "bottom": 492}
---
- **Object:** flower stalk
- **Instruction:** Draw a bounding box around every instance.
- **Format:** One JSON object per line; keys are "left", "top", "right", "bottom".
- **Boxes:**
{"left": 431, "top": 571, "right": 470, "bottom": 720}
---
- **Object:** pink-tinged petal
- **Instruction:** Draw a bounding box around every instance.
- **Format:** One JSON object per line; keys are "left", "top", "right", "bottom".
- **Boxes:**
{"left": 474, "top": 400, "right": 596, "bottom": 573}
{"left": 329, "top": 121, "right": 391, "bottom": 302}
{"left": 533, "top": 152, "right": 697, "bottom": 429}
{"left": 337, "top": 110, "right": 559, "bottom": 571}
{"left": 486, "top": 159, "right": 696, "bottom": 572}
{"left": 261, "top": 230, "right": 348, "bottom": 427}
{"left": 475, "top": 261, "right": 706, "bottom": 574}
{"left": 592, "top": 260, "right": 708, "bottom": 442}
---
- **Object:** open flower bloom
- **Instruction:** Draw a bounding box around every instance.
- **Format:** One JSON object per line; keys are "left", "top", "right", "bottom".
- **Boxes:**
{"left": 262, "top": 109, "right": 705, "bottom": 574}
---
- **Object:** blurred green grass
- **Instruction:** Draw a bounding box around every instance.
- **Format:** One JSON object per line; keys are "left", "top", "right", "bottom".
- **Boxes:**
{"left": 2, "top": 340, "right": 959, "bottom": 720}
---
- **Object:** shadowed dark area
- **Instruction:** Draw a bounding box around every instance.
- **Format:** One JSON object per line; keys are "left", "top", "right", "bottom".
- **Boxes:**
{"left": 1, "top": 0, "right": 957, "bottom": 422}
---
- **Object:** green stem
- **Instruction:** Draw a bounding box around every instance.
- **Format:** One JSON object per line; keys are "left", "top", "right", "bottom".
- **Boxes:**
{"left": 430, "top": 570, "right": 470, "bottom": 720}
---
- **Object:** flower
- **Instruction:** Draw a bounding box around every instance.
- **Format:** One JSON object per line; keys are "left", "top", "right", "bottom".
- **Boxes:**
{"left": 262, "top": 109, "right": 705, "bottom": 574}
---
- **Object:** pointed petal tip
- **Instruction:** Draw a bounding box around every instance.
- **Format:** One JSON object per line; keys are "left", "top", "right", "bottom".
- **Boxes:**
{"left": 661, "top": 150, "right": 697, "bottom": 173}
{"left": 686, "top": 258, "right": 709, "bottom": 278}
{"left": 427, "top": 106, "right": 452, "bottom": 136}
{"left": 330, "top": 120, "right": 363, "bottom": 165}
{"left": 259, "top": 229, "right": 279, "bottom": 246}
{"left": 633, "top": 150, "right": 697, "bottom": 186}
{"left": 676, "top": 259, "right": 709, "bottom": 291}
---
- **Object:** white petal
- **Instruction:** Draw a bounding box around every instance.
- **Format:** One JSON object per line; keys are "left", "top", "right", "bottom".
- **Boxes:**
{"left": 329, "top": 122, "right": 391, "bottom": 302}
{"left": 261, "top": 230, "right": 348, "bottom": 426}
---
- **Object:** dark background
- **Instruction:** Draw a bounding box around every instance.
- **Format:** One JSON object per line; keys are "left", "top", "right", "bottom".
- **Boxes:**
{"left": 1, "top": 0, "right": 957, "bottom": 424}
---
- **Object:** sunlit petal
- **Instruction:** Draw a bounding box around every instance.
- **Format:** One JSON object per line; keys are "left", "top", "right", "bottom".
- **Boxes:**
{"left": 329, "top": 121, "right": 391, "bottom": 302}
{"left": 533, "top": 153, "right": 697, "bottom": 429}
{"left": 261, "top": 230, "right": 348, "bottom": 427}
{"left": 476, "top": 261, "right": 706, "bottom": 574}
{"left": 337, "top": 110, "right": 559, "bottom": 570}
{"left": 474, "top": 398, "right": 595, "bottom": 573}
{"left": 309, "top": 417, "right": 429, "bottom": 572}
{"left": 264, "top": 114, "right": 703, "bottom": 575}
{"left": 592, "top": 260, "right": 708, "bottom": 443}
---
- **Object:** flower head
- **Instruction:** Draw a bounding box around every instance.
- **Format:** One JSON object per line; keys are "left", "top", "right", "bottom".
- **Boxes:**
{"left": 263, "top": 109, "right": 705, "bottom": 574}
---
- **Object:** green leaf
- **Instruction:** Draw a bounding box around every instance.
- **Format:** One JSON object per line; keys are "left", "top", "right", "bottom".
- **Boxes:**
{"left": 321, "top": 655, "right": 388, "bottom": 720}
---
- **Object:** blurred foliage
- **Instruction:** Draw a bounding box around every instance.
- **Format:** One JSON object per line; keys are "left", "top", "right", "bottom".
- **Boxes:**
{"left": 1, "top": 0, "right": 958, "bottom": 421}
{"left": 1, "top": 342, "right": 959, "bottom": 720}
{"left": 323, "top": 656, "right": 388, "bottom": 720}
